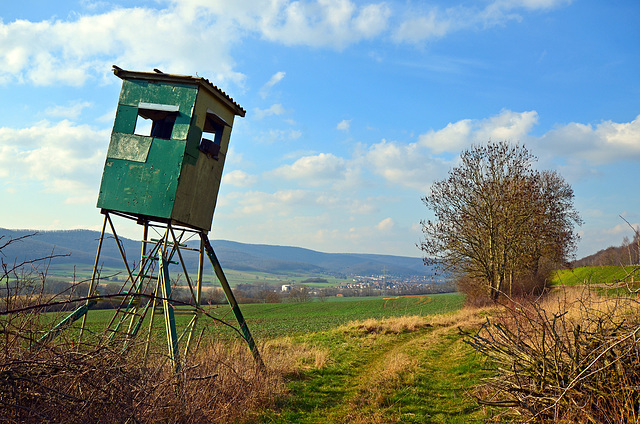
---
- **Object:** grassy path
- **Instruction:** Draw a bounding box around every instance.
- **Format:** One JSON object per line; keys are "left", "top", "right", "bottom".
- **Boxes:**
{"left": 256, "top": 311, "right": 493, "bottom": 423}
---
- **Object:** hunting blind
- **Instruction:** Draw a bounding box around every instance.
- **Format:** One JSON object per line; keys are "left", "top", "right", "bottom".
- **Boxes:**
{"left": 41, "top": 67, "right": 262, "bottom": 373}
{"left": 97, "top": 66, "right": 246, "bottom": 230}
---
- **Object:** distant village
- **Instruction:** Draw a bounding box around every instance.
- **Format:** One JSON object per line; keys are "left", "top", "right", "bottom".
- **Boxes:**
{"left": 229, "top": 273, "right": 456, "bottom": 304}
{"left": 33, "top": 270, "right": 454, "bottom": 307}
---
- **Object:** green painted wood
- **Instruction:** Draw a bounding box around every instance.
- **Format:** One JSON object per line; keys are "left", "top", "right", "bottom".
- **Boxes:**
{"left": 112, "top": 104, "right": 138, "bottom": 134}
{"left": 106, "top": 133, "right": 152, "bottom": 162}
{"left": 36, "top": 300, "right": 97, "bottom": 348}
{"left": 97, "top": 137, "right": 184, "bottom": 218}
{"left": 97, "top": 69, "right": 244, "bottom": 231}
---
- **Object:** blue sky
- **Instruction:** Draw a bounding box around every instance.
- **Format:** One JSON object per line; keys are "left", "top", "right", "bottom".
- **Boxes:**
{"left": 0, "top": 0, "right": 638, "bottom": 259}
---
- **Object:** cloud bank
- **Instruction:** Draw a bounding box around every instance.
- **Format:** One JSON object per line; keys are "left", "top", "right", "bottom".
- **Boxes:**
{"left": 0, "top": 0, "right": 571, "bottom": 87}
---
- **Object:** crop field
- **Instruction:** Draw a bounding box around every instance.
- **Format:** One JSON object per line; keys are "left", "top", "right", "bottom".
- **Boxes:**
{"left": 44, "top": 263, "right": 350, "bottom": 288}
{"left": 551, "top": 265, "right": 639, "bottom": 287}
{"left": 55, "top": 293, "right": 466, "bottom": 342}
{"left": 32, "top": 292, "right": 503, "bottom": 423}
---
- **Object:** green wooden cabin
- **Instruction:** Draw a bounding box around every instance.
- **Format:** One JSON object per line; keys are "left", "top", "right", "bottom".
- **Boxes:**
{"left": 97, "top": 66, "right": 245, "bottom": 231}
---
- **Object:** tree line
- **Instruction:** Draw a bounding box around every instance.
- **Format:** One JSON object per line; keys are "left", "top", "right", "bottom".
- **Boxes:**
{"left": 572, "top": 231, "right": 640, "bottom": 267}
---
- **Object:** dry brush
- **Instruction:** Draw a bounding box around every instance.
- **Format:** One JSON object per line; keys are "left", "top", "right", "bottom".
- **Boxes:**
{"left": 466, "top": 287, "right": 640, "bottom": 422}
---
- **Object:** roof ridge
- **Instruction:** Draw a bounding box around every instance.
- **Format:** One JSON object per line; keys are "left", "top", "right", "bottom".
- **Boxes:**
{"left": 112, "top": 65, "right": 245, "bottom": 117}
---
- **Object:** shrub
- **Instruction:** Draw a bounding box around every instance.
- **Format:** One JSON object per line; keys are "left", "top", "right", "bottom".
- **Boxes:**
{"left": 0, "top": 234, "right": 287, "bottom": 423}
{"left": 466, "top": 287, "right": 640, "bottom": 422}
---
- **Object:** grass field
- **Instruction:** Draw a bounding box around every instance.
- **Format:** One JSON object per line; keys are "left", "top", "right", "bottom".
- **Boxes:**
{"left": 234, "top": 293, "right": 466, "bottom": 339}
{"left": 253, "top": 307, "right": 496, "bottom": 423}
{"left": 67, "top": 293, "right": 466, "bottom": 341}
{"left": 551, "top": 265, "right": 639, "bottom": 286}
{"left": 45, "top": 292, "right": 499, "bottom": 423}
{"left": 44, "top": 263, "right": 352, "bottom": 288}
{"left": 28, "top": 266, "right": 640, "bottom": 422}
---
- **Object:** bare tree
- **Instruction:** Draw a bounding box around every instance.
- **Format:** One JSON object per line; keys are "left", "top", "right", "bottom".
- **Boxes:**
{"left": 419, "top": 141, "right": 581, "bottom": 301}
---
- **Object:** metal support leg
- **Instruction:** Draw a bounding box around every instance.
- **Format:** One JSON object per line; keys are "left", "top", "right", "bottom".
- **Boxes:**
{"left": 79, "top": 214, "right": 108, "bottom": 341}
{"left": 202, "top": 234, "right": 264, "bottom": 369}
{"left": 159, "top": 249, "right": 180, "bottom": 373}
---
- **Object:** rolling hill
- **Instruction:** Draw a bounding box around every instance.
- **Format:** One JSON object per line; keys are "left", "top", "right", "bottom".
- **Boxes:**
{"left": 0, "top": 228, "right": 437, "bottom": 278}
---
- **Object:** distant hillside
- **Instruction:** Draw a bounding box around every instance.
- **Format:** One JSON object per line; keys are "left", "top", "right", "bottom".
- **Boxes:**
{"left": 0, "top": 228, "right": 437, "bottom": 278}
{"left": 573, "top": 234, "right": 640, "bottom": 267}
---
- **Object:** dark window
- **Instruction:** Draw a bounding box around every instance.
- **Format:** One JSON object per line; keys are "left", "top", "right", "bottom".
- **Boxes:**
{"left": 199, "top": 113, "right": 227, "bottom": 160}
{"left": 134, "top": 103, "right": 179, "bottom": 140}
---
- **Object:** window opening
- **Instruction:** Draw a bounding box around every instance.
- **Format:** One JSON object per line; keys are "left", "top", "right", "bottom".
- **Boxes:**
{"left": 199, "top": 113, "right": 226, "bottom": 160}
{"left": 134, "top": 115, "right": 152, "bottom": 137}
{"left": 134, "top": 103, "right": 179, "bottom": 140}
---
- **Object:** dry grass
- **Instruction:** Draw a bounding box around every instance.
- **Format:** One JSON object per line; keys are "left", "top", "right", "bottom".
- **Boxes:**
{"left": 467, "top": 287, "right": 640, "bottom": 423}
{"left": 340, "top": 308, "right": 498, "bottom": 337}
{"left": 261, "top": 337, "right": 330, "bottom": 375}
{"left": 0, "top": 307, "right": 333, "bottom": 424}
{"left": 0, "top": 313, "right": 343, "bottom": 424}
{"left": 428, "top": 306, "right": 498, "bottom": 330}
{"left": 540, "top": 285, "right": 640, "bottom": 324}
{"left": 340, "top": 315, "right": 431, "bottom": 335}
{"left": 0, "top": 332, "right": 282, "bottom": 423}
{"left": 358, "top": 350, "right": 417, "bottom": 401}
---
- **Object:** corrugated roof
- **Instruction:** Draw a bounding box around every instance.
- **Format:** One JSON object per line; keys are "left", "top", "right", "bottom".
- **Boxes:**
{"left": 112, "top": 65, "right": 246, "bottom": 117}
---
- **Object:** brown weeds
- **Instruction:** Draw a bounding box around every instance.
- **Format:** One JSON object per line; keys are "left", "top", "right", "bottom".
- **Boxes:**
{"left": 340, "top": 315, "right": 432, "bottom": 335}
{"left": 0, "top": 327, "right": 283, "bottom": 424}
{"left": 261, "top": 337, "right": 330, "bottom": 376}
{"left": 466, "top": 287, "right": 640, "bottom": 423}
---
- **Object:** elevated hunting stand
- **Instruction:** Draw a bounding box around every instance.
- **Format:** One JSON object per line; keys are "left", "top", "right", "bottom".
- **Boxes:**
{"left": 41, "top": 66, "right": 262, "bottom": 371}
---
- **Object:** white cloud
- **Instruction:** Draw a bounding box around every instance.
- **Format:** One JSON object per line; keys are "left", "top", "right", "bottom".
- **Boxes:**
{"left": 0, "top": 120, "right": 108, "bottom": 202}
{"left": 365, "top": 111, "right": 640, "bottom": 192}
{"left": 392, "top": 0, "right": 571, "bottom": 43}
{"left": 45, "top": 101, "right": 93, "bottom": 119}
{"left": 376, "top": 217, "right": 395, "bottom": 231}
{"left": 417, "top": 120, "right": 473, "bottom": 154}
{"left": 261, "top": 128, "right": 303, "bottom": 143}
{"left": 417, "top": 110, "right": 538, "bottom": 154}
{"left": 0, "top": 7, "right": 245, "bottom": 87}
{"left": 272, "top": 153, "right": 347, "bottom": 185}
{"left": 393, "top": 9, "right": 452, "bottom": 43}
{"left": 0, "top": 1, "right": 570, "bottom": 86}
{"left": 476, "top": 110, "right": 539, "bottom": 142}
{"left": 256, "top": 0, "right": 391, "bottom": 49}
{"left": 365, "top": 138, "right": 450, "bottom": 191}
{"left": 231, "top": 189, "right": 318, "bottom": 215}
{"left": 537, "top": 114, "right": 640, "bottom": 164}
{"left": 345, "top": 198, "right": 379, "bottom": 215}
{"left": 255, "top": 104, "right": 286, "bottom": 119}
{"left": 353, "top": 3, "right": 391, "bottom": 37}
{"left": 216, "top": 188, "right": 401, "bottom": 253}
{"left": 336, "top": 119, "right": 351, "bottom": 131}
{"left": 244, "top": 110, "right": 640, "bottom": 199}
{"left": 223, "top": 170, "right": 258, "bottom": 187}
{"left": 492, "top": 0, "right": 572, "bottom": 12}
{"left": 259, "top": 71, "right": 286, "bottom": 98}
{"left": 0, "top": 2, "right": 392, "bottom": 87}
{"left": 363, "top": 110, "right": 543, "bottom": 191}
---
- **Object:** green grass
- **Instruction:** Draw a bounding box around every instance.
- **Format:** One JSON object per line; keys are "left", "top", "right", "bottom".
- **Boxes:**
{"left": 237, "top": 293, "right": 465, "bottom": 339}
{"left": 551, "top": 265, "right": 639, "bottom": 286}
{"left": 255, "top": 312, "right": 492, "bottom": 423}
{"left": 65, "top": 293, "right": 466, "bottom": 342}
{"left": 38, "top": 292, "right": 497, "bottom": 423}
{"left": 44, "top": 264, "right": 352, "bottom": 288}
